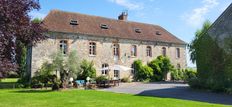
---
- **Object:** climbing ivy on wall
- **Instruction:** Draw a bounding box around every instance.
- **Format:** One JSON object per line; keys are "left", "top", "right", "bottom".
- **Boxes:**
{"left": 189, "top": 21, "right": 232, "bottom": 93}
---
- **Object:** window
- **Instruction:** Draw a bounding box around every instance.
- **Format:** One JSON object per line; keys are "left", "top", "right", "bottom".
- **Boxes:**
{"left": 89, "top": 42, "right": 96, "bottom": 55}
{"left": 176, "top": 48, "right": 180, "bottom": 58}
{"left": 146, "top": 46, "right": 152, "bottom": 57}
{"left": 102, "top": 64, "right": 109, "bottom": 75}
{"left": 162, "top": 47, "right": 166, "bottom": 56}
{"left": 113, "top": 44, "right": 120, "bottom": 56}
{"left": 131, "top": 45, "right": 137, "bottom": 57}
{"left": 70, "top": 19, "right": 78, "bottom": 25}
{"left": 100, "top": 24, "right": 109, "bottom": 29}
{"left": 131, "top": 64, "right": 136, "bottom": 75}
{"left": 114, "top": 70, "right": 119, "bottom": 78}
{"left": 177, "top": 64, "right": 181, "bottom": 69}
{"left": 60, "top": 40, "right": 68, "bottom": 55}
{"left": 135, "top": 28, "right": 142, "bottom": 33}
{"left": 156, "top": 31, "right": 161, "bottom": 35}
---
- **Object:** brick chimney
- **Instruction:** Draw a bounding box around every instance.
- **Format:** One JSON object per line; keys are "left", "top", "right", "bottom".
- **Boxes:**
{"left": 118, "top": 11, "right": 128, "bottom": 21}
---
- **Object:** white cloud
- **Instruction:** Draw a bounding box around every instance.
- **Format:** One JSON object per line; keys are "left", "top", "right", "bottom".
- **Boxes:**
{"left": 183, "top": 0, "right": 219, "bottom": 27}
{"left": 29, "top": 11, "right": 46, "bottom": 19}
{"left": 108, "top": 0, "right": 144, "bottom": 10}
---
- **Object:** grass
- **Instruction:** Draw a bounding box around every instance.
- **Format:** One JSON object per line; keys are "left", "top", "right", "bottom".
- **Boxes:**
{"left": 0, "top": 89, "right": 230, "bottom": 107}
{"left": 0, "top": 78, "right": 18, "bottom": 89}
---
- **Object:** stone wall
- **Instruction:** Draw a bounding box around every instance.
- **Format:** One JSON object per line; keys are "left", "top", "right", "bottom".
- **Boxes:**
{"left": 30, "top": 32, "right": 187, "bottom": 80}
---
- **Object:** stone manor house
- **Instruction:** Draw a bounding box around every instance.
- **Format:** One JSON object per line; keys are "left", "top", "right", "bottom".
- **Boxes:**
{"left": 28, "top": 10, "right": 187, "bottom": 80}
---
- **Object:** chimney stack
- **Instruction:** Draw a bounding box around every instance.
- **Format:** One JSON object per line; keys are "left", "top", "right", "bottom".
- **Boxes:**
{"left": 118, "top": 11, "right": 128, "bottom": 21}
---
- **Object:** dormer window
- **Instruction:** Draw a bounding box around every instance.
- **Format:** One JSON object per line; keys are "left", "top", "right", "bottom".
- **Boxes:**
{"left": 135, "top": 28, "right": 141, "bottom": 33}
{"left": 100, "top": 24, "right": 109, "bottom": 29}
{"left": 156, "top": 31, "right": 161, "bottom": 35}
{"left": 70, "top": 19, "right": 78, "bottom": 25}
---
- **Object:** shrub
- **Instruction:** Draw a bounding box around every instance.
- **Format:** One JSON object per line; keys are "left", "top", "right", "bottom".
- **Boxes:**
{"left": 133, "top": 60, "right": 153, "bottom": 81}
{"left": 148, "top": 56, "right": 174, "bottom": 81}
{"left": 121, "top": 77, "right": 130, "bottom": 83}
{"left": 31, "top": 75, "right": 57, "bottom": 89}
{"left": 171, "top": 69, "right": 197, "bottom": 81}
{"left": 52, "top": 81, "right": 61, "bottom": 91}
{"left": 95, "top": 75, "right": 108, "bottom": 83}
{"left": 188, "top": 77, "right": 202, "bottom": 89}
{"left": 77, "top": 60, "right": 96, "bottom": 80}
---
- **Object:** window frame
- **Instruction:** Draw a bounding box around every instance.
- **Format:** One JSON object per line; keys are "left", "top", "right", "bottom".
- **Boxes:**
{"left": 176, "top": 48, "right": 180, "bottom": 58}
{"left": 89, "top": 42, "right": 96, "bottom": 56}
{"left": 59, "top": 40, "right": 68, "bottom": 55}
{"left": 162, "top": 47, "right": 166, "bottom": 56}
{"left": 114, "top": 70, "right": 119, "bottom": 78}
{"left": 146, "top": 46, "right": 152, "bottom": 57}
{"left": 131, "top": 45, "right": 137, "bottom": 57}
{"left": 113, "top": 44, "right": 120, "bottom": 57}
{"left": 131, "top": 64, "right": 136, "bottom": 75}
{"left": 101, "top": 63, "right": 109, "bottom": 75}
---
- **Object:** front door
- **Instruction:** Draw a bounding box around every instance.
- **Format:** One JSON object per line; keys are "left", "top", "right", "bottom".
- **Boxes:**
{"left": 114, "top": 70, "right": 120, "bottom": 79}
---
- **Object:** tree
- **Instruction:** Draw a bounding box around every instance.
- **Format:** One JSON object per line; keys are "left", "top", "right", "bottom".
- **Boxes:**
{"left": 51, "top": 50, "right": 80, "bottom": 88}
{"left": 0, "top": 0, "right": 47, "bottom": 77}
{"left": 77, "top": 60, "right": 96, "bottom": 80}
{"left": 188, "top": 21, "right": 212, "bottom": 63}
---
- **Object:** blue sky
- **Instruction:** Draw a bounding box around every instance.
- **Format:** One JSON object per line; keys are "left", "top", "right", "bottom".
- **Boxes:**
{"left": 30, "top": 0, "right": 231, "bottom": 67}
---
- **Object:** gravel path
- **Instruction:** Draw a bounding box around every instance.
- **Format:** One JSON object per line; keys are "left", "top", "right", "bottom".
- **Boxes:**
{"left": 100, "top": 82, "right": 232, "bottom": 105}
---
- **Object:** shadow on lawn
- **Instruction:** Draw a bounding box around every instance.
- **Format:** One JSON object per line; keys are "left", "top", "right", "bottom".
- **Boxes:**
{"left": 13, "top": 89, "right": 53, "bottom": 93}
{"left": 136, "top": 86, "right": 232, "bottom": 105}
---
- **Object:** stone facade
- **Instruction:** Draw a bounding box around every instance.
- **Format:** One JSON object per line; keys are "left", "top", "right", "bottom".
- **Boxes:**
{"left": 30, "top": 32, "right": 187, "bottom": 80}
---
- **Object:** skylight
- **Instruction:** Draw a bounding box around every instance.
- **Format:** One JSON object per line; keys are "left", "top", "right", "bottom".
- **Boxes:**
{"left": 70, "top": 19, "right": 78, "bottom": 25}
{"left": 100, "top": 24, "right": 109, "bottom": 29}
{"left": 135, "top": 28, "right": 141, "bottom": 33}
{"left": 156, "top": 31, "right": 161, "bottom": 35}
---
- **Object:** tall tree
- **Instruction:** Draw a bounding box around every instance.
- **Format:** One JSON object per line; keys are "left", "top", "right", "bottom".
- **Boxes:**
{"left": 188, "top": 21, "right": 212, "bottom": 63}
{"left": 0, "top": 0, "right": 46, "bottom": 77}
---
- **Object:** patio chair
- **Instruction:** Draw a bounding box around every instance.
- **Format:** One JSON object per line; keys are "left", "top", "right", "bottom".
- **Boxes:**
{"left": 75, "top": 80, "right": 86, "bottom": 88}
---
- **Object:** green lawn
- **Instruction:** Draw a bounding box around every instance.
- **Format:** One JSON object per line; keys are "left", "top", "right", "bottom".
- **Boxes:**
{"left": 0, "top": 89, "right": 229, "bottom": 107}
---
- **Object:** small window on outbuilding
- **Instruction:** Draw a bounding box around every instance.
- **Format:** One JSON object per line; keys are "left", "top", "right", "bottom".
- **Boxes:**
{"left": 70, "top": 19, "right": 78, "bottom": 25}
{"left": 100, "top": 24, "right": 109, "bottom": 29}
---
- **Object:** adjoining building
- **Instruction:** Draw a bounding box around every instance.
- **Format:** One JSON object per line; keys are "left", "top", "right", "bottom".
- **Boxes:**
{"left": 27, "top": 10, "right": 187, "bottom": 80}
